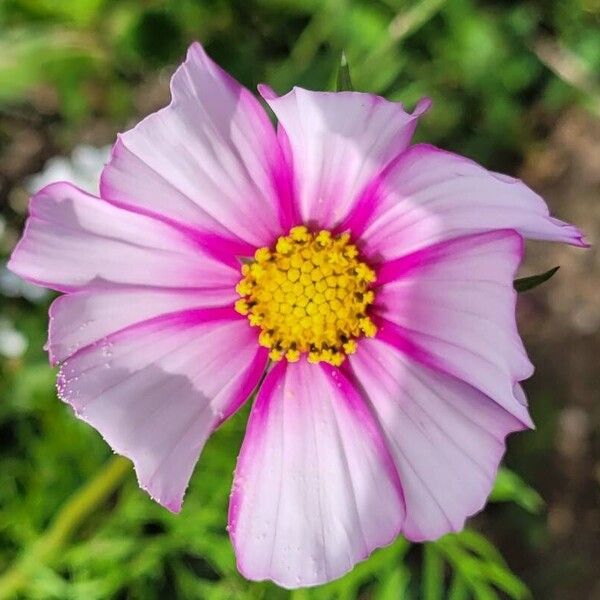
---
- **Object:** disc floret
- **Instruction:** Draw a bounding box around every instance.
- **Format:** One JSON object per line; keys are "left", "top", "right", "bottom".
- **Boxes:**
{"left": 234, "top": 226, "right": 377, "bottom": 366}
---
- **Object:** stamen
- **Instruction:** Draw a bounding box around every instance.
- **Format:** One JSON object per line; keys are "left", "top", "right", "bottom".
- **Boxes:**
{"left": 234, "top": 226, "right": 377, "bottom": 366}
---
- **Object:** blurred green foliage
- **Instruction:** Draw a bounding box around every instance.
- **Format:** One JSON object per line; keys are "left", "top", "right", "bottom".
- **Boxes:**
{"left": 1, "top": 0, "right": 599, "bottom": 598}
{"left": 1, "top": 0, "right": 599, "bottom": 163}
{"left": 0, "top": 323, "right": 540, "bottom": 599}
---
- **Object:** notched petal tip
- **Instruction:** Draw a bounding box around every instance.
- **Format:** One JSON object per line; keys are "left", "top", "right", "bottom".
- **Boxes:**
{"left": 57, "top": 380, "right": 187, "bottom": 513}
{"left": 257, "top": 83, "right": 278, "bottom": 101}
{"left": 565, "top": 226, "right": 591, "bottom": 248}
{"left": 412, "top": 96, "right": 433, "bottom": 116}
{"left": 258, "top": 77, "right": 431, "bottom": 118}
{"left": 141, "top": 480, "right": 185, "bottom": 514}
{"left": 260, "top": 87, "right": 432, "bottom": 231}
{"left": 187, "top": 40, "right": 205, "bottom": 57}
{"left": 359, "top": 143, "right": 588, "bottom": 263}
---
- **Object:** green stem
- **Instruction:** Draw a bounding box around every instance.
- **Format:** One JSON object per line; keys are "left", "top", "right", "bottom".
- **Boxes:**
{"left": 0, "top": 455, "right": 131, "bottom": 599}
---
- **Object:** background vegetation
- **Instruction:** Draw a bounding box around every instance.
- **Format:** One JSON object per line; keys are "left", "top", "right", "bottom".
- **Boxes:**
{"left": 1, "top": 1, "right": 598, "bottom": 598}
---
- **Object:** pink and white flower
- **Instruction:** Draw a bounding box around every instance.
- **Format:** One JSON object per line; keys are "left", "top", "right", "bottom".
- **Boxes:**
{"left": 9, "top": 43, "right": 586, "bottom": 588}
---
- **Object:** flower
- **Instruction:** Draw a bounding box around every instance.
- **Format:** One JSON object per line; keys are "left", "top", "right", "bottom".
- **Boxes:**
{"left": 26, "top": 144, "right": 111, "bottom": 196}
{"left": 8, "top": 43, "right": 586, "bottom": 588}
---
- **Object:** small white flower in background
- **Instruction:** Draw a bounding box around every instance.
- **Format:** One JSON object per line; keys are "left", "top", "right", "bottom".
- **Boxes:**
{"left": 1, "top": 145, "right": 111, "bottom": 303}
{"left": 0, "top": 318, "right": 27, "bottom": 359}
{"left": 0, "top": 267, "right": 49, "bottom": 302}
{"left": 26, "top": 145, "right": 111, "bottom": 195}
{"left": 2, "top": 215, "right": 48, "bottom": 302}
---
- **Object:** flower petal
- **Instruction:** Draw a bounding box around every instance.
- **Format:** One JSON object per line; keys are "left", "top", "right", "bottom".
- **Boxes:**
{"left": 8, "top": 182, "right": 238, "bottom": 292}
{"left": 229, "top": 360, "right": 405, "bottom": 588}
{"left": 47, "top": 287, "right": 237, "bottom": 365}
{"left": 349, "top": 337, "right": 526, "bottom": 541}
{"left": 259, "top": 85, "right": 430, "bottom": 230}
{"left": 58, "top": 309, "right": 267, "bottom": 512}
{"left": 358, "top": 144, "right": 587, "bottom": 261}
{"left": 374, "top": 230, "right": 533, "bottom": 425}
{"left": 101, "top": 43, "right": 290, "bottom": 249}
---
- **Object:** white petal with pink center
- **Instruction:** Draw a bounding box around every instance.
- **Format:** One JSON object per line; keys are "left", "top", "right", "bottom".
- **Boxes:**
{"left": 8, "top": 182, "right": 238, "bottom": 292}
{"left": 47, "top": 286, "right": 237, "bottom": 365}
{"left": 229, "top": 360, "right": 404, "bottom": 588}
{"left": 355, "top": 144, "right": 586, "bottom": 260}
{"left": 374, "top": 230, "right": 533, "bottom": 426}
{"left": 58, "top": 310, "right": 267, "bottom": 512}
{"left": 101, "top": 43, "right": 290, "bottom": 251}
{"left": 349, "top": 337, "right": 525, "bottom": 540}
{"left": 261, "top": 85, "right": 430, "bottom": 229}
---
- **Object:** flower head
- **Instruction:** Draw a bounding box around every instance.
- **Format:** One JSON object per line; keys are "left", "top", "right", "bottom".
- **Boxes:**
{"left": 235, "top": 225, "right": 377, "bottom": 365}
{"left": 9, "top": 43, "right": 586, "bottom": 588}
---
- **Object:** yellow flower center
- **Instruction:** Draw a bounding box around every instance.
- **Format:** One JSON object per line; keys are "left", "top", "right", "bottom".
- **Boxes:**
{"left": 234, "top": 226, "right": 377, "bottom": 366}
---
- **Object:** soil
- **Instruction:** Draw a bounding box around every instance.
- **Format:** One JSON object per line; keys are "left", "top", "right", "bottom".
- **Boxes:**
{"left": 502, "top": 107, "right": 600, "bottom": 600}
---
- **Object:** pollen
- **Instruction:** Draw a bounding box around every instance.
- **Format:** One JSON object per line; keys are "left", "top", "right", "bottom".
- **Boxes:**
{"left": 235, "top": 226, "right": 377, "bottom": 366}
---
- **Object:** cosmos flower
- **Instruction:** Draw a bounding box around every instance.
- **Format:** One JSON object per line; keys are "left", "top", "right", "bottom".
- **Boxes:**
{"left": 8, "top": 43, "right": 586, "bottom": 588}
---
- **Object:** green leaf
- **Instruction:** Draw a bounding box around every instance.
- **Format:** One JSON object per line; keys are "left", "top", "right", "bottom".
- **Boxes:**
{"left": 482, "top": 562, "right": 531, "bottom": 599}
{"left": 336, "top": 51, "right": 353, "bottom": 91}
{"left": 315, "top": 536, "right": 410, "bottom": 599}
{"left": 448, "top": 574, "right": 469, "bottom": 600}
{"left": 513, "top": 266, "right": 560, "bottom": 292}
{"left": 490, "top": 468, "right": 544, "bottom": 514}
{"left": 374, "top": 565, "right": 413, "bottom": 600}
{"left": 435, "top": 532, "right": 531, "bottom": 600}
{"left": 454, "top": 531, "right": 531, "bottom": 599}
{"left": 453, "top": 530, "right": 504, "bottom": 565}
{"left": 423, "top": 545, "right": 445, "bottom": 600}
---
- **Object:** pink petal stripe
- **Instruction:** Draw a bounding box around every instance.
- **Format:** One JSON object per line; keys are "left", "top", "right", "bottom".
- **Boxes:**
{"left": 319, "top": 362, "right": 404, "bottom": 500}
{"left": 348, "top": 338, "right": 527, "bottom": 541}
{"left": 335, "top": 143, "right": 412, "bottom": 240}
{"left": 47, "top": 287, "right": 238, "bottom": 365}
{"left": 375, "top": 317, "right": 532, "bottom": 428}
{"left": 358, "top": 144, "right": 587, "bottom": 262}
{"left": 375, "top": 228, "right": 519, "bottom": 286}
{"left": 259, "top": 85, "right": 431, "bottom": 231}
{"left": 58, "top": 309, "right": 267, "bottom": 512}
{"left": 102, "top": 189, "right": 256, "bottom": 266}
{"left": 256, "top": 84, "right": 299, "bottom": 231}
{"left": 229, "top": 360, "right": 405, "bottom": 588}
{"left": 372, "top": 230, "right": 533, "bottom": 427}
{"left": 60, "top": 306, "right": 243, "bottom": 367}
{"left": 100, "top": 42, "right": 290, "bottom": 249}
{"left": 8, "top": 182, "right": 238, "bottom": 293}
